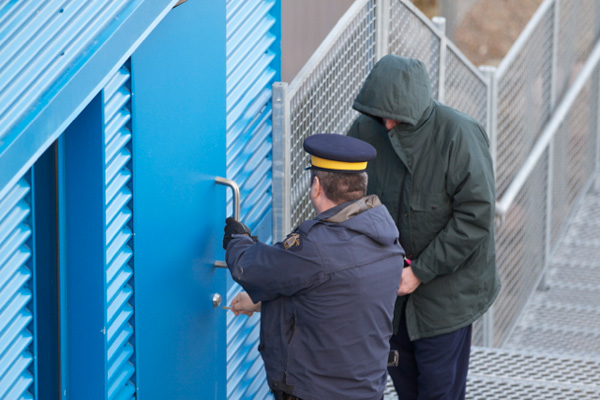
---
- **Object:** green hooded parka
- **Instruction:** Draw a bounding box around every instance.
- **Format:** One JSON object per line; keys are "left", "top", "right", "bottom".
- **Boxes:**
{"left": 348, "top": 55, "right": 501, "bottom": 340}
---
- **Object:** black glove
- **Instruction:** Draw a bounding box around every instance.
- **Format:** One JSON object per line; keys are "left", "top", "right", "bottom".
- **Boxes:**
{"left": 223, "top": 217, "right": 257, "bottom": 249}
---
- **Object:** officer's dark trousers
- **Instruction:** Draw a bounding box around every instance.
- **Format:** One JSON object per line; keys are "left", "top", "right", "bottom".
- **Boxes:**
{"left": 272, "top": 391, "right": 303, "bottom": 400}
{"left": 388, "top": 303, "right": 472, "bottom": 400}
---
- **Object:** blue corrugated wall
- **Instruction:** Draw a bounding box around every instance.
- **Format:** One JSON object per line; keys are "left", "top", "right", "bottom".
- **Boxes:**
{"left": 0, "top": 0, "right": 134, "bottom": 138}
{"left": 0, "top": 177, "right": 34, "bottom": 399}
{"left": 103, "top": 64, "right": 136, "bottom": 400}
{"left": 226, "top": 0, "right": 280, "bottom": 399}
{"left": 0, "top": 0, "right": 176, "bottom": 201}
{"left": 0, "top": 0, "right": 280, "bottom": 397}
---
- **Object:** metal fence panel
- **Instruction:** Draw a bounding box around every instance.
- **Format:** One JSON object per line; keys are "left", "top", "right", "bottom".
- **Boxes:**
{"left": 551, "top": 65, "right": 599, "bottom": 245}
{"left": 388, "top": 1, "right": 441, "bottom": 99}
{"left": 495, "top": 3, "right": 554, "bottom": 197}
{"left": 492, "top": 2, "right": 600, "bottom": 350}
{"left": 555, "top": 0, "right": 600, "bottom": 100}
{"left": 283, "top": 0, "right": 378, "bottom": 233}
{"left": 445, "top": 46, "right": 488, "bottom": 126}
{"left": 493, "top": 151, "right": 548, "bottom": 345}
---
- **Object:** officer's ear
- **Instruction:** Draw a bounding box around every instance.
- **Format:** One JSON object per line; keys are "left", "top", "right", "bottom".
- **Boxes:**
{"left": 310, "top": 175, "right": 322, "bottom": 199}
{"left": 311, "top": 174, "right": 318, "bottom": 186}
{"left": 312, "top": 176, "right": 322, "bottom": 192}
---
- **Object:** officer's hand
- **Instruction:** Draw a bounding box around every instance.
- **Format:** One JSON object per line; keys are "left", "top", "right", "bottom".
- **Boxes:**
{"left": 230, "top": 292, "right": 261, "bottom": 317}
{"left": 223, "top": 217, "right": 256, "bottom": 249}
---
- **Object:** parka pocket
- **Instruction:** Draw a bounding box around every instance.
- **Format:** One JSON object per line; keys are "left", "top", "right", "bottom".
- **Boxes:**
{"left": 410, "top": 192, "right": 452, "bottom": 251}
{"left": 410, "top": 192, "right": 451, "bottom": 212}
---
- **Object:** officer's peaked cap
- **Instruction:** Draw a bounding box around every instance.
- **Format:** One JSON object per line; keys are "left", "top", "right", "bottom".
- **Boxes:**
{"left": 303, "top": 133, "right": 377, "bottom": 173}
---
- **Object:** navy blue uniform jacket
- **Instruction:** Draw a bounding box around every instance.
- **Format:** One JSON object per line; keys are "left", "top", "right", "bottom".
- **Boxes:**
{"left": 226, "top": 195, "right": 404, "bottom": 400}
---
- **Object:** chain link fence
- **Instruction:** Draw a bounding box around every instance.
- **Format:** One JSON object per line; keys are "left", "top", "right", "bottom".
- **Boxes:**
{"left": 272, "top": 0, "right": 378, "bottom": 238}
{"left": 273, "top": 0, "right": 600, "bottom": 348}
{"left": 493, "top": 0, "right": 600, "bottom": 346}
{"left": 387, "top": 1, "right": 442, "bottom": 100}
{"left": 495, "top": 2, "right": 554, "bottom": 197}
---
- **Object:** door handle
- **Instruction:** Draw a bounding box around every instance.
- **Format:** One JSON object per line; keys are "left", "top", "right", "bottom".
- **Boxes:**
{"left": 214, "top": 177, "right": 241, "bottom": 269}
{"left": 215, "top": 177, "right": 240, "bottom": 220}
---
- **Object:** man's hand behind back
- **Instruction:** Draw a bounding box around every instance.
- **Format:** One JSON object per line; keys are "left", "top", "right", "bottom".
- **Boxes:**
{"left": 398, "top": 267, "right": 421, "bottom": 296}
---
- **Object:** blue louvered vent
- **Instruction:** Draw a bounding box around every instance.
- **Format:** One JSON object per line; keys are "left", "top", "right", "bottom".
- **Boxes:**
{"left": 0, "top": 178, "right": 34, "bottom": 400}
{"left": 0, "top": 0, "right": 134, "bottom": 140}
{"left": 226, "top": 0, "right": 277, "bottom": 399}
{"left": 103, "top": 64, "right": 136, "bottom": 400}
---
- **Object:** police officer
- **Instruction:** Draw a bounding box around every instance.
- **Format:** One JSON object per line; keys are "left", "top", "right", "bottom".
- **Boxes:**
{"left": 223, "top": 133, "right": 405, "bottom": 400}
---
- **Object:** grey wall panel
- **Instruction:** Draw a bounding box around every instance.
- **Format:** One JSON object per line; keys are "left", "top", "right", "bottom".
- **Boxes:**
{"left": 281, "top": 0, "right": 354, "bottom": 81}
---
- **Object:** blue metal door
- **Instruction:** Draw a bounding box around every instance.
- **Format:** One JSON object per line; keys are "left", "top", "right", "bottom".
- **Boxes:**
{"left": 130, "top": 2, "right": 228, "bottom": 399}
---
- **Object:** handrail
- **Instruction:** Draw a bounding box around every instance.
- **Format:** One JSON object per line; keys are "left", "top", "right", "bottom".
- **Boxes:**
{"left": 495, "top": 39, "right": 600, "bottom": 220}
{"left": 496, "top": 0, "right": 554, "bottom": 79}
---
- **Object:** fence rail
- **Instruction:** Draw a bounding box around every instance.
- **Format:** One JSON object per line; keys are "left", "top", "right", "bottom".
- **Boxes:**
{"left": 272, "top": 0, "right": 600, "bottom": 348}
{"left": 491, "top": 0, "right": 600, "bottom": 346}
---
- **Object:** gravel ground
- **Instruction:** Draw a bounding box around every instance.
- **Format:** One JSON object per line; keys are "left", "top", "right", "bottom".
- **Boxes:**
{"left": 453, "top": 0, "right": 544, "bottom": 66}
{"left": 415, "top": 0, "right": 544, "bottom": 66}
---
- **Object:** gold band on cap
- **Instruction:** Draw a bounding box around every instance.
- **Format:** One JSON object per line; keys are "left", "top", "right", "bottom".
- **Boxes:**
{"left": 311, "top": 155, "right": 367, "bottom": 171}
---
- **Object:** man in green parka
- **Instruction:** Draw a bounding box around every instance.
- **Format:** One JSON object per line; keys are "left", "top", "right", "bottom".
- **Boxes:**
{"left": 348, "top": 55, "right": 500, "bottom": 400}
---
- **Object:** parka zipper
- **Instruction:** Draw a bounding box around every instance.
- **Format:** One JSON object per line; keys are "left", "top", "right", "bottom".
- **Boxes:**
{"left": 397, "top": 167, "right": 416, "bottom": 259}
{"left": 397, "top": 171, "right": 407, "bottom": 232}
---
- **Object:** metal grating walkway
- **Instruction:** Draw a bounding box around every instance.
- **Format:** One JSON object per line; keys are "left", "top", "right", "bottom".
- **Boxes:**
{"left": 467, "top": 347, "right": 600, "bottom": 399}
{"left": 385, "top": 173, "right": 600, "bottom": 399}
{"left": 502, "top": 174, "right": 600, "bottom": 359}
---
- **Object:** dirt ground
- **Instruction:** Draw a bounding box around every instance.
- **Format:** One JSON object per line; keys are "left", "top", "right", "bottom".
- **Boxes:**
{"left": 414, "top": 0, "right": 544, "bottom": 66}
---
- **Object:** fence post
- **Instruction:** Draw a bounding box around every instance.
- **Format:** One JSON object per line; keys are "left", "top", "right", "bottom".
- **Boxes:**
{"left": 272, "top": 82, "right": 291, "bottom": 243}
{"left": 597, "top": 68, "right": 600, "bottom": 176}
{"left": 432, "top": 16, "right": 446, "bottom": 104}
{"left": 440, "top": 0, "right": 459, "bottom": 39}
{"left": 376, "top": 0, "right": 390, "bottom": 60}
{"left": 539, "top": 0, "right": 561, "bottom": 291}
{"left": 478, "top": 65, "right": 497, "bottom": 347}
{"left": 551, "top": 0, "right": 560, "bottom": 110}
{"left": 479, "top": 66, "right": 498, "bottom": 177}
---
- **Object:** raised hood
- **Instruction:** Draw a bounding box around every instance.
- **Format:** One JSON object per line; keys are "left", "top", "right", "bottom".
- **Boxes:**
{"left": 352, "top": 55, "right": 433, "bottom": 127}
